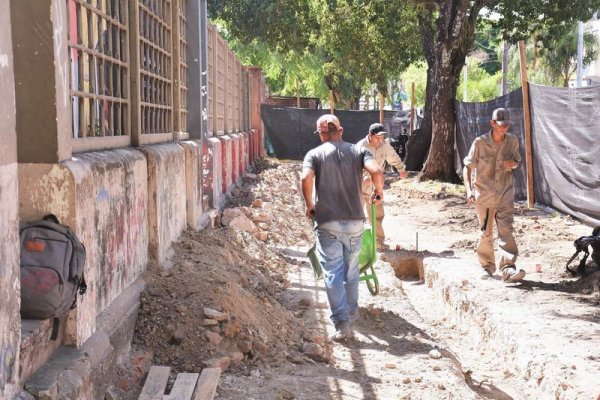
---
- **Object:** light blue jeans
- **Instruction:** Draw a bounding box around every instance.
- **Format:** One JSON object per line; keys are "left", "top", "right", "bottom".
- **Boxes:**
{"left": 315, "top": 219, "right": 364, "bottom": 325}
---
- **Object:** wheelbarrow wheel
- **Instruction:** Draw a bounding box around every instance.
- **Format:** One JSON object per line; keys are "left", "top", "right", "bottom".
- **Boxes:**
{"left": 364, "top": 267, "right": 379, "bottom": 295}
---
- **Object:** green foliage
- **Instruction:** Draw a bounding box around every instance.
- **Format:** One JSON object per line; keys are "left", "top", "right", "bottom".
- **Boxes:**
{"left": 537, "top": 23, "right": 600, "bottom": 86}
{"left": 457, "top": 58, "right": 502, "bottom": 102}
{"left": 399, "top": 63, "right": 427, "bottom": 107}
{"left": 209, "top": 0, "right": 422, "bottom": 107}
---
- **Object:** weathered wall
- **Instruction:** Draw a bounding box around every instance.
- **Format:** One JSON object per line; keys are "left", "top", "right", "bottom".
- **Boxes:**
{"left": 0, "top": 164, "right": 20, "bottom": 398}
{"left": 19, "top": 149, "right": 149, "bottom": 346}
{"left": 221, "top": 136, "right": 233, "bottom": 193}
{"left": 10, "top": 0, "right": 71, "bottom": 163}
{"left": 203, "top": 139, "right": 222, "bottom": 209}
{"left": 0, "top": 2, "right": 21, "bottom": 395}
{"left": 182, "top": 140, "right": 204, "bottom": 229}
{"left": 143, "top": 144, "right": 187, "bottom": 264}
{"left": 231, "top": 133, "right": 240, "bottom": 184}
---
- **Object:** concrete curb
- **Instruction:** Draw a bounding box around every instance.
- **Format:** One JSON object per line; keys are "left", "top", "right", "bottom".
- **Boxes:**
{"left": 24, "top": 278, "right": 145, "bottom": 399}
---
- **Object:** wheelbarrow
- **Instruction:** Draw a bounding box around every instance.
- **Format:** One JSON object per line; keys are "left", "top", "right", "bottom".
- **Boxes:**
{"left": 307, "top": 202, "right": 380, "bottom": 295}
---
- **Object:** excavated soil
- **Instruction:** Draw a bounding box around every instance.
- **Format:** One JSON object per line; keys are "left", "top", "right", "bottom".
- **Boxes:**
{"left": 114, "top": 159, "right": 599, "bottom": 400}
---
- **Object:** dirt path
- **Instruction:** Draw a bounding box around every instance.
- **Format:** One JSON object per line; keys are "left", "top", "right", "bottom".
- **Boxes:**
{"left": 123, "top": 160, "right": 600, "bottom": 400}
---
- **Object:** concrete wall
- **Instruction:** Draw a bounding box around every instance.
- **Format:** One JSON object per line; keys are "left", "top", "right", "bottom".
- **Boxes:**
{"left": 143, "top": 144, "right": 188, "bottom": 264}
{"left": 220, "top": 136, "right": 233, "bottom": 194}
{"left": 19, "top": 149, "right": 149, "bottom": 346}
{"left": 10, "top": 0, "right": 71, "bottom": 163}
{"left": 182, "top": 140, "right": 205, "bottom": 229}
{"left": 0, "top": 2, "right": 21, "bottom": 397}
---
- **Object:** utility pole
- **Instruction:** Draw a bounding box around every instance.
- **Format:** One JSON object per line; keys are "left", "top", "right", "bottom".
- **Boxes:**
{"left": 577, "top": 21, "right": 584, "bottom": 87}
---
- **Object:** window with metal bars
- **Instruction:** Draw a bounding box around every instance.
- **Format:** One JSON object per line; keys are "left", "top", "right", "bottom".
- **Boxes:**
{"left": 67, "top": 0, "right": 130, "bottom": 138}
{"left": 138, "top": 0, "right": 173, "bottom": 135}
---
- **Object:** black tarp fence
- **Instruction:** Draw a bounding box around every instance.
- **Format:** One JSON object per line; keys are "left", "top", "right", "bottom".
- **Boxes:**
{"left": 529, "top": 84, "right": 600, "bottom": 226}
{"left": 455, "top": 89, "right": 527, "bottom": 200}
{"left": 455, "top": 84, "right": 600, "bottom": 226}
{"left": 261, "top": 104, "right": 419, "bottom": 161}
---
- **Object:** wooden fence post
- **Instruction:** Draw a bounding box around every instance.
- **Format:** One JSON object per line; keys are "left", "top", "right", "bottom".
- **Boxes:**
{"left": 410, "top": 82, "right": 415, "bottom": 135}
{"left": 379, "top": 93, "right": 384, "bottom": 124}
{"left": 518, "top": 40, "right": 535, "bottom": 208}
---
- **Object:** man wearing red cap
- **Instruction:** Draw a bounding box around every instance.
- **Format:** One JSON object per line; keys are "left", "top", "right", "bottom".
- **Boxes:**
{"left": 301, "top": 114, "right": 384, "bottom": 340}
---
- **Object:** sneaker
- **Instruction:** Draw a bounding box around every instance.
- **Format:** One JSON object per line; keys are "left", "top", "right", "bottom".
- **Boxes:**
{"left": 349, "top": 309, "right": 360, "bottom": 325}
{"left": 332, "top": 320, "right": 352, "bottom": 341}
{"left": 502, "top": 266, "right": 526, "bottom": 283}
{"left": 482, "top": 264, "right": 496, "bottom": 277}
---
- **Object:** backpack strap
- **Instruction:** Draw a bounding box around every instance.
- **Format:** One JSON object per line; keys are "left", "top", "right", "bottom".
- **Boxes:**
{"left": 42, "top": 214, "right": 60, "bottom": 224}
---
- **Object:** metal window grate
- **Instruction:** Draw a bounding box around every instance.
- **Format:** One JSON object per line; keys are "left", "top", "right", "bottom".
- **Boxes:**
{"left": 68, "top": 0, "right": 130, "bottom": 138}
{"left": 215, "top": 32, "right": 226, "bottom": 134}
{"left": 207, "top": 24, "right": 215, "bottom": 134}
{"left": 178, "top": 0, "right": 188, "bottom": 133}
{"left": 234, "top": 58, "right": 241, "bottom": 131}
{"left": 226, "top": 49, "right": 234, "bottom": 132}
{"left": 138, "top": 0, "right": 172, "bottom": 134}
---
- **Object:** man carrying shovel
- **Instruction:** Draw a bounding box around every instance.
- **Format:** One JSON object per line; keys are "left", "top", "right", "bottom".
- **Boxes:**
{"left": 301, "top": 114, "right": 384, "bottom": 340}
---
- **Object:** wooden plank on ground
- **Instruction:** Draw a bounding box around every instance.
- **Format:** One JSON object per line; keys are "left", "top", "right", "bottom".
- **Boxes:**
{"left": 139, "top": 366, "right": 171, "bottom": 400}
{"left": 163, "top": 373, "right": 199, "bottom": 400}
{"left": 192, "top": 368, "right": 221, "bottom": 400}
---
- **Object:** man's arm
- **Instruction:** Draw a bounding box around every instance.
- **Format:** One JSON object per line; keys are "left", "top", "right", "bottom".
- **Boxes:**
{"left": 463, "top": 165, "right": 475, "bottom": 205}
{"left": 383, "top": 141, "right": 408, "bottom": 178}
{"left": 300, "top": 167, "right": 316, "bottom": 218}
{"left": 364, "top": 159, "right": 384, "bottom": 203}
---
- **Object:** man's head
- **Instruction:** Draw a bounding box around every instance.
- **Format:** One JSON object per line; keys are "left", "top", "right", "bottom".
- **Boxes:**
{"left": 490, "top": 108, "right": 512, "bottom": 133}
{"left": 315, "top": 114, "right": 343, "bottom": 141}
{"left": 368, "top": 123, "right": 386, "bottom": 148}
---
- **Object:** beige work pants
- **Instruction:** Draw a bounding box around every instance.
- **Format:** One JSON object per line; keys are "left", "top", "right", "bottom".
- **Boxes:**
{"left": 475, "top": 203, "right": 518, "bottom": 270}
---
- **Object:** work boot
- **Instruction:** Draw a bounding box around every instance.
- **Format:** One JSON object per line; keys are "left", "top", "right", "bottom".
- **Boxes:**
{"left": 502, "top": 266, "right": 526, "bottom": 283}
{"left": 332, "top": 320, "right": 352, "bottom": 341}
{"left": 482, "top": 263, "right": 496, "bottom": 277}
{"left": 349, "top": 309, "right": 360, "bottom": 325}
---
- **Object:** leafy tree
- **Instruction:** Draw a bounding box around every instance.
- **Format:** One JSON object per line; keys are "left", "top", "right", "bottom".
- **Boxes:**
{"left": 208, "top": 0, "right": 422, "bottom": 108}
{"left": 536, "top": 23, "right": 600, "bottom": 87}
{"left": 415, "top": 0, "right": 600, "bottom": 182}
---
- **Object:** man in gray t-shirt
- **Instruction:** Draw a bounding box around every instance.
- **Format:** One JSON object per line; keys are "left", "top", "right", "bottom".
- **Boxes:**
{"left": 301, "top": 114, "right": 383, "bottom": 340}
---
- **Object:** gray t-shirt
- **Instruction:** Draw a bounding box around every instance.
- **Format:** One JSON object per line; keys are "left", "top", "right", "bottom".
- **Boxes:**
{"left": 303, "top": 140, "right": 373, "bottom": 224}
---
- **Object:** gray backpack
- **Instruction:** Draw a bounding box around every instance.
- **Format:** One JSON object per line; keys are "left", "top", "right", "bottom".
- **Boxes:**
{"left": 20, "top": 214, "right": 87, "bottom": 327}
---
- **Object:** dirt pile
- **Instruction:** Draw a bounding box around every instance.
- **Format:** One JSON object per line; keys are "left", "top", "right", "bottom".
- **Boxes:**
{"left": 225, "top": 159, "right": 313, "bottom": 247}
{"left": 130, "top": 160, "right": 323, "bottom": 387}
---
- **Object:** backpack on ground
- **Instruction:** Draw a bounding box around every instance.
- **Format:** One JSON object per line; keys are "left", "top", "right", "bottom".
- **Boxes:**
{"left": 20, "top": 214, "right": 87, "bottom": 338}
{"left": 566, "top": 226, "right": 600, "bottom": 276}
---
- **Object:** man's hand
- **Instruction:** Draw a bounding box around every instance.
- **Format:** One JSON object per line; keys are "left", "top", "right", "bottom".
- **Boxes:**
{"left": 371, "top": 191, "right": 383, "bottom": 205}
{"left": 503, "top": 160, "right": 518, "bottom": 171}
{"left": 363, "top": 175, "right": 372, "bottom": 185}
{"left": 306, "top": 206, "right": 316, "bottom": 219}
{"left": 466, "top": 192, "right": 475, "bottom": 205}
{"left": 399, "top": 169, "right": 409, "bottom": 179}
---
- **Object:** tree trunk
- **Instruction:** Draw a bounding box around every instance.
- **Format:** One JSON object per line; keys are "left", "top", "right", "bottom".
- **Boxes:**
{"left": 418, "top": 1, "right": 485, "bottom": 183}
{"left": 405, "top": 9, "right": 435, "bottom": 172}
{"left": 419, "top": 61, "right": 462, "bottom": 182}
{"left": 404, "top": 64, "right": 433, "bottom": 171}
